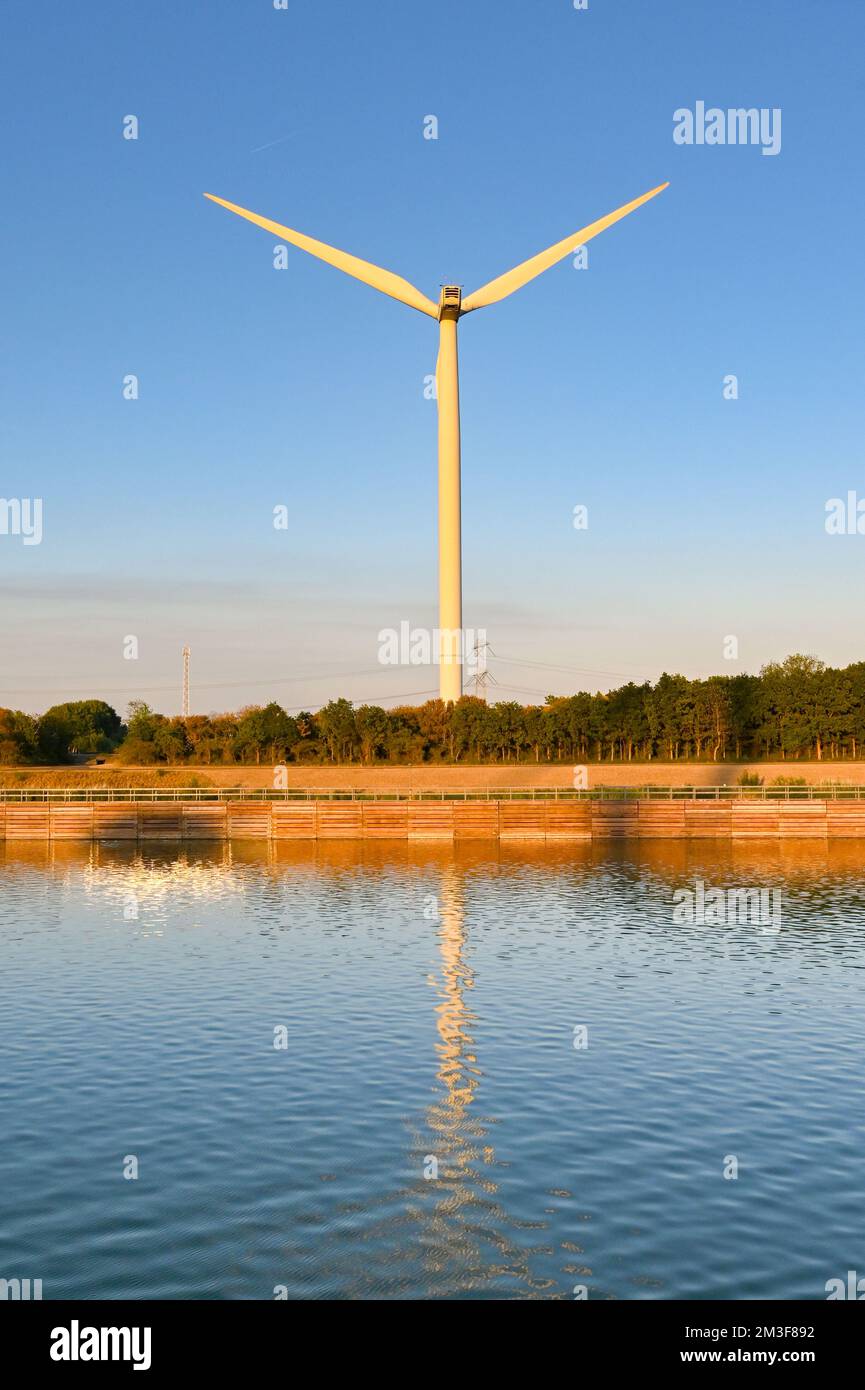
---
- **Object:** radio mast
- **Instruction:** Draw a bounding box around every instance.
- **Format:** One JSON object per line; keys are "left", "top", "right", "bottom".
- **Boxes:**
{"left": 182, "top": 646, "right": 190, "bottom": 717}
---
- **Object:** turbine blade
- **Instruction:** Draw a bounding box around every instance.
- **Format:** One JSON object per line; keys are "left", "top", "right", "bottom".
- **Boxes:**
{"left": 204, "top": 193, "right": 438, "bottom": 318}
{"left": 461, "top": 182, "right": 669, "bottom": 313}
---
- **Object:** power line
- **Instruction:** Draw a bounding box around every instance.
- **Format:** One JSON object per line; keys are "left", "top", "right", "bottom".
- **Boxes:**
{"left": 486, "top": 682, "right": 557, "bottom": 701}
{"left": 277, "top": 688, "right": 439, "bottom": 714}
{"left": 0, "top": 666, "right": 397, "bottom": 697}
{"left": 1, "top": 654, "right": 646, "bottom": 702}
{"left": 492, "top": 653, "right": 645, "bottom": 682}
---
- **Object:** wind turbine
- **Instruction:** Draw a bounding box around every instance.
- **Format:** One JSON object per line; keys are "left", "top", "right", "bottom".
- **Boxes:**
{"left": 205, "top": 181, "right": 668, "bottom": 702}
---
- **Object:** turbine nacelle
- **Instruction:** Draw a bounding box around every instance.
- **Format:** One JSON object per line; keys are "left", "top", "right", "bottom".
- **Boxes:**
{"left": 438, "top": 286, "right": 463, "bottom": 321}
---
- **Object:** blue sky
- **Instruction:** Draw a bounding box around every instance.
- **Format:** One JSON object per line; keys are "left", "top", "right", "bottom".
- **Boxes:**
{"left": 2, "top": 0, "right": 863, "bottom": 716}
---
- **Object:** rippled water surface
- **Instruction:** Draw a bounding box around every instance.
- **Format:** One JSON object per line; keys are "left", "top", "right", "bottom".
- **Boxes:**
{"left": 1, "top": 840, "right": 864, "bottom": 1300}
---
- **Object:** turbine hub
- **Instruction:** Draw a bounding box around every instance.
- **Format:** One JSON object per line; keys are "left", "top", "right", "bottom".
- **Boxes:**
{"left": 438, "top": 285, "right": 462, "bottom": 321}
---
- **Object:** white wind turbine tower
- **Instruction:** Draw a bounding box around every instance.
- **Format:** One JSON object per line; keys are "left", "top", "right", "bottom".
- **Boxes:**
{"left": 205, "top": 181, "right": 668, "bottom": 702}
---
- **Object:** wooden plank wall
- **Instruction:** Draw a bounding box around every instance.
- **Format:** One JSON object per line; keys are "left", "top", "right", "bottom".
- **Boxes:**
{"left": 2, "top": 800, "right": 865, "bottom": 841}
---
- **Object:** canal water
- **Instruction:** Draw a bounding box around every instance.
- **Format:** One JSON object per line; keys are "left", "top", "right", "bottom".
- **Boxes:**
{"left": 1, "top": 841, "right": 863, "bottom": 1300}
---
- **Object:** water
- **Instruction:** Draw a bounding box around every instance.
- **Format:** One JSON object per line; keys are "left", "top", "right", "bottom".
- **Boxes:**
{"left": 1, "top": 839, "right": 863, "bottom": 1301}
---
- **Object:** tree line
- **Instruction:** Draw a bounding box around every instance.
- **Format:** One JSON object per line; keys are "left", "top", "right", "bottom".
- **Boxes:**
{"left": 3, "top": 655, "right": 865, "bottom": 766}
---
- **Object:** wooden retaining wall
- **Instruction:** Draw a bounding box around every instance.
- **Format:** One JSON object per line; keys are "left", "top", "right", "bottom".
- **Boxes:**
{"left": 3, "top": 800, "right": 865, "bottom": 841}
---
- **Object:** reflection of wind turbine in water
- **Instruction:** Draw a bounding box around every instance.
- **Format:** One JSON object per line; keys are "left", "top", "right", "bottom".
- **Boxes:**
{"left": 304, "top": 854, "right": 557, "bottom": 1297}
{"left": 412, "top": 861, "right": 496, "bottom": 1286}
{"left": 431, "top": 864, "right": 479, "bottom": 1113}
{"left": 205, "top": 182, "right": 668, "bottom": 702}
{"left": 415, "top": 863, "right": 553, "bottom": 1295}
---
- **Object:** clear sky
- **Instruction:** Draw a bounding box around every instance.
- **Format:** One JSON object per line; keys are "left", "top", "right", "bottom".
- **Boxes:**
{"left": 2, "top": 0, "right": 863, "bottom": 717}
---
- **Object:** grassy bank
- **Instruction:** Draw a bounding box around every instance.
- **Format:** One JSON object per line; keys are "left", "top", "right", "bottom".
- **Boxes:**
{"left": 5, "top": 763, "right": 865, "bottom": 790}
{"left": 0, "top": 768, "right": 217, "bottom": 789}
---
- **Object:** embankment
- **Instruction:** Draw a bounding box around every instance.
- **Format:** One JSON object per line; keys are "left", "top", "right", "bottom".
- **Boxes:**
{"left": 4, "top": 797, "right": 865, "bottom": 841}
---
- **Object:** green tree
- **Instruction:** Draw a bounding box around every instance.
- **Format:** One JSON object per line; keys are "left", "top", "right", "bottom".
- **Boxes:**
{"left": 154, "top": 720, "right": 189, "bottom": 764}
{"left": 116, "top": 701, "right": 165, "bottom": 763}
{"left": 41, "top": 700, "right": 121, "bottom": 754}
{"left": 233, "top": 707, "right": 268, "bottom": 764}
{"left": 317, "top": 699, "right": 358, "bottom": 763}
{"left": 36, "top": 710, "right": 73, "bottom": 762}
{"left": 355, "top": 705, "right": 389, "bottom": 764}
{"left": 0, "top": 708, "right": 39, "bottom": 764}
{"left": 759, "top": 655, "right": 826, "bottom": 759}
